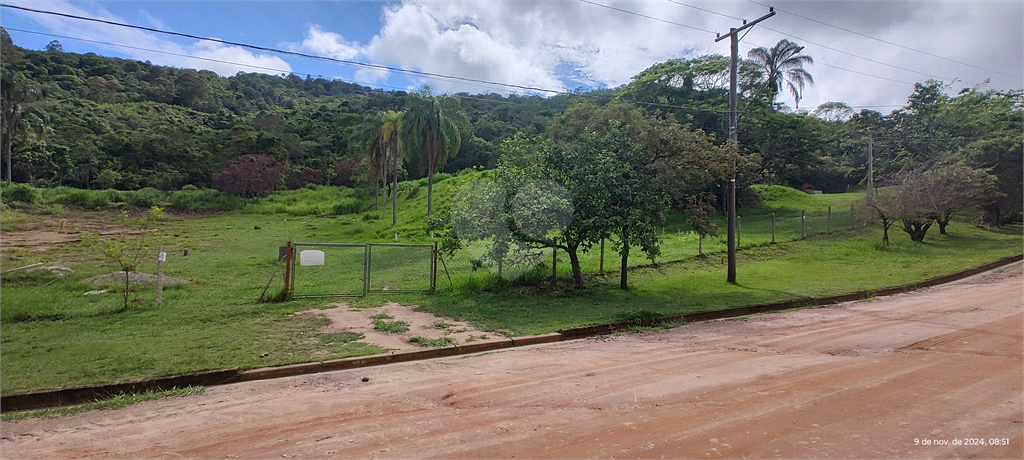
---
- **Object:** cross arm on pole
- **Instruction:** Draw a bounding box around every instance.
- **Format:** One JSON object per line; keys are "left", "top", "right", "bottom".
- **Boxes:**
{"left": 715, "top": 8, "right": 775, "bottom": 42}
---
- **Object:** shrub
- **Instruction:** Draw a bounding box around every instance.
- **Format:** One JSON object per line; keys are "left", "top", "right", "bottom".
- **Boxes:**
{"left": 331, "top": 198, "right": 361, "bottom": 215}
{"left": 332, "top": 158, "right": 360, "bottom": 187}
{"left": 125, "top": 187, "right": 165, "bottom": 207}
{"left": 1, "top": 183, "right": 40, "bottom": 205}
{"left": 212, "top": 154, "right": 286, "bottom": 199}
{"left": 285, "top": 166, "right": 326, "bottom": 190}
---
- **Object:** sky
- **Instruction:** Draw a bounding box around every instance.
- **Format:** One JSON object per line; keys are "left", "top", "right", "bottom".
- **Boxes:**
{"left": 2, "top": 0, "right": 1022, "bottom": 113}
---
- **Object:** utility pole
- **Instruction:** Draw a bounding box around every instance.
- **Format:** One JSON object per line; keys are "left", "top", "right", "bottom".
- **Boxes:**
{"left": 866, "top": 134, "right": 874, "bottom": 204}
{"left": 716, "top": 8, "right": 774, "bottom": 284}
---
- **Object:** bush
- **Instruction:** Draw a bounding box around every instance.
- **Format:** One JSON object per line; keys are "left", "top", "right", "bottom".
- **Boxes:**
{"left": 285, "top": 166, "right": 326, "bottom": 190}
{"left": 333, "top": 158, "right": 360, "bottom": 187}
{"left": 125, "top": 187, "right": 166, "bottom": 208}
{"left": 213, "top": 154, "right": 286, "bottom": 198}
{"left": 331, "top": 198, "right": 361, "bottom": 215}
{"left": 169, "top": 188, "right": 244, "bottom": 212}
{"left": 1, "top": 183, "right": 40, "bottom": 205}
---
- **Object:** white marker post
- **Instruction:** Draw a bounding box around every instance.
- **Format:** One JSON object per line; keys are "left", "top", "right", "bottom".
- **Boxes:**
{"left": 156, "top": 246, "right": 166, "bottom": 308}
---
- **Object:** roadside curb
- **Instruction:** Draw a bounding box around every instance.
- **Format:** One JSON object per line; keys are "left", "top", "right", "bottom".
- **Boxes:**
{"left": 3, "top": 254, "right": 1020, "bottom": 414}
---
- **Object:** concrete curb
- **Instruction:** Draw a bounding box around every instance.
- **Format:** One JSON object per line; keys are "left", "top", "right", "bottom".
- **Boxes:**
{"left": 3, "top": 254, "right": 1020, "bottom": 413}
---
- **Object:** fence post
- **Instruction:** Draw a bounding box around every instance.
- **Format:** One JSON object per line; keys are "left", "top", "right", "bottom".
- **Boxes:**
{"left": 699, "top": 233, "right": 703, "bottom": 255}
{"left": 771, "top": 213, "right": 776, "bottom": 244}
{"left": 156, "top": 245, "right": 164, "bottom": 308}
{"left": 363, "top": 244, "right": 370, "bottom": 296}
{"left": 284, "top": 241, "right": 293, "bottom": 300}
{"left": 737, "top": 216, "right": 741, "bottom": 250}
{"left": 599, "top": 238, "right": 605, "bottom": 274}
{"left": 801, "top": 210, "right": 806, "bottom": 239}
{"left": 431, "top": 241, "right": 438, "bottom": 292}
{"left": 552, "top": 245, "right": 558, "bottom": 281}
{"left": 827, "top": 206, "right": 832, "bottom": 235}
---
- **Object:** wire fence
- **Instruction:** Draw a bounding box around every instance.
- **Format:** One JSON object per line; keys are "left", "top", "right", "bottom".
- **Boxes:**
{"left": 287, "top": 242, "right": 436, "bottom": 298}
{"left": 281, "top": 206, "right": 868, "bottom": 293}
{"left": 440, "top": 205, "right": 868, "bottom": 281}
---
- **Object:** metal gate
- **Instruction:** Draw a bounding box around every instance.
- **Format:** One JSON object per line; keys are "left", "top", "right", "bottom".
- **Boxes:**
{"left": 286, "top": 242, "right": 436, "bottom": 299}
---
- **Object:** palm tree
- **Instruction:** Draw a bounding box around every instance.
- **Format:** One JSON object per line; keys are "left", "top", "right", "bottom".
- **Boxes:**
{"left": 351, "top": 113, "right": 386, "bottom": 213}
{"left": 380, "top": 110, "right": 402, "bottom": 225}
{"left": 747, "top": 39, "right": 814, "bottom": 109}
{"left": 1, "top": 70, "right": 47, "bottom": 185}
{"left": 399, "top": 86, "right": 465, "bottom": 218}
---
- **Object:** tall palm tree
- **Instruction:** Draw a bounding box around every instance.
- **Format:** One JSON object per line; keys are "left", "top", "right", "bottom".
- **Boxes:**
{"left": 747, "top": 39, "right": 814, "bottom": 109}
{"left": 399, "top": 86, "right": 465, "bottom": 218}
{"left": 380, "top": 110, "right": 402, "bottom": 225}
{"left": 351, "top": 113, "right": 387, "bottom": 213}
{"left": 1, "top": 70, "right": 47, "bottom": 185}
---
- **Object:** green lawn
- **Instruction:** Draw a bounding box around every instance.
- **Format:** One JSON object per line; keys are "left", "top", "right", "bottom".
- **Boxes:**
{"left": 1, "top": 179, "right": 1020, "bottom": 394}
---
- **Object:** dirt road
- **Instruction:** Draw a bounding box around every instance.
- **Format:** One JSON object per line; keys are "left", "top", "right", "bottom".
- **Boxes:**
{"left": 3, "top": 264, "right": 1021, "bottom": 459}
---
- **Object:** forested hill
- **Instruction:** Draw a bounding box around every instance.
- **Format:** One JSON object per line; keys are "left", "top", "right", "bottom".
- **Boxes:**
{"left": 2, "top": 28, "right": 1021, "bottom": 225}
{"left": 0, "top": 29, "right": 580, "bottom": 190}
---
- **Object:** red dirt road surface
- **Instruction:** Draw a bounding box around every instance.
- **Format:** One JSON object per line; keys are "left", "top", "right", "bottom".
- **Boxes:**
{"left": 3, "top": 264, "right": 1022, "bottom": 459}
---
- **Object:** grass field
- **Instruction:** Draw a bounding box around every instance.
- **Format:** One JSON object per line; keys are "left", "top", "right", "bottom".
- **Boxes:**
{"left": 1, "top": 176, "right": 1020, "bottom": 394}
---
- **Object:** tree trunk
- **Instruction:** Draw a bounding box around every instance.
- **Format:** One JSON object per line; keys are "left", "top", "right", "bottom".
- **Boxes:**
{"left": 566, "top": 244, "right": 584, "bottom": 289}
{"left": 901, "top": 219, "right": 933, "bottom": 243}
{"left": 3, "top": 131, "right": 11, "bottom": 185}
{"left": 392, "top": 144, "right": 398, "bottom": 226}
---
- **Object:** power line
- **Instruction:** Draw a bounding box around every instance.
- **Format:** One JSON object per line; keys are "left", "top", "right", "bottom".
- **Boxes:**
{"left": 660, "top": 1, "right": 946, "bottom": 84}
{"left": 1, "top": 3, "right": 567, "bottom": 96}
{"left": 576, "top": 0, "right": 716, "bottom": 34}
{"left": 745, "top": 0, "right": 1023, "bottom": 80}
{"left": 664, "top": 0, "right": 742, "bottom": 21}
{"left": 1, "top": 21, "right": 724, "bottom": 115}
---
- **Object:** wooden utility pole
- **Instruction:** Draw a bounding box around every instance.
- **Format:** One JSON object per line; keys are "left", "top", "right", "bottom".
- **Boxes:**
{"left": 715, "top": 8, "right": 775, "bottom": 284}
{"left": 866, "top": 134, "right": 875, "bottom": 204}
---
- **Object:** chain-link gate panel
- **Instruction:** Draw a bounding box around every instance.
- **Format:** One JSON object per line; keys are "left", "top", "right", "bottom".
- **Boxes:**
{"left": 291, "top": 243, "right": 367, "bottom": 298}
{"left": 366, "top": 243, "right": 435, "bottom": 293}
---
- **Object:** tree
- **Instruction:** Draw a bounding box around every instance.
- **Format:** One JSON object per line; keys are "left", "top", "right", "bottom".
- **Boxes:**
{"left": 84, "top": 206, "right": 165, "bottom": 312}
{"left": 685, "top": 193, "right": 719, "bottom": 255}
{"left": 578, "top": 127, "right": 667, "bottom": 289}
{"left": 1, "top": 70, "right": 47, "bottom": 185}
{"left": 351, "top": 113, "right": 387, "bottom": 212}
{"left": 400, "top": 86, "right": 466, "bottom": 217}
{"left": 919, "top": 163, "right": 998, "bottom": 235}
{"left": 747, "top": 39, "right": 814, "bottom": 108}
{"left": 212, "top": 154, "right": 286, "bottom": 199}
{"left": 381, "top": 110, "right": 402, "bottom": 225}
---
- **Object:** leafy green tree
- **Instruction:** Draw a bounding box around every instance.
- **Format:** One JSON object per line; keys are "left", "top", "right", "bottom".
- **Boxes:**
{"left": 747, "top": 39, "right": 814, "bottom": 108}
{"left": 400, "top": 86, "right": 466, "bottom": 217}
{"left": 573, "top": 127, "right": 667, "bottom": 289}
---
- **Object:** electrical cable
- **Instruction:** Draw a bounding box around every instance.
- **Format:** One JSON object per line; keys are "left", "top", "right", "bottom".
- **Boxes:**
{"left": 745, "top": 0, "right": 1023, "bottom": 80}
{"left": 576, "top": 0, "right": 716, "bottom": 34}
{"left": 1, "top": 6, "right": 726, "bottom": 115}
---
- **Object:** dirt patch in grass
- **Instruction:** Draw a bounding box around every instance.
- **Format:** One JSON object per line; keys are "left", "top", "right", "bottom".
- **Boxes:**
{"left": 299, "top": 301, "right": 493, "bottom": 350}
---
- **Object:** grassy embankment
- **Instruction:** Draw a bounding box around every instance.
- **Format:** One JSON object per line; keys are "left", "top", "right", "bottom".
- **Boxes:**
{"left": 1, "top": 174, "right": 1020, "bottom": 394}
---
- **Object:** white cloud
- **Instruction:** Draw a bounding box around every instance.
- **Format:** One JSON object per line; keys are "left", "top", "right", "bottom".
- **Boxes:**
{"left": 301, "top": 25, "right": 361, "bottom": 61}
{"left": 186, "top": 40, "right": 292, "bottom": 76}
{"left": 7, "top": 0, "right": 291, "bottom": 76}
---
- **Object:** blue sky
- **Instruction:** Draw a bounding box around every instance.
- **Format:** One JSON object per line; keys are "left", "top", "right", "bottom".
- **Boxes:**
{"left": 3, "top": 1, "right": 1021, "bottom": 112}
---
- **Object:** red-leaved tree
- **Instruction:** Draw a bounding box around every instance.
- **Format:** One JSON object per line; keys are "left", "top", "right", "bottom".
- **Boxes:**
{"left": 212, "top": 154, "right": 286, "bottom": 198}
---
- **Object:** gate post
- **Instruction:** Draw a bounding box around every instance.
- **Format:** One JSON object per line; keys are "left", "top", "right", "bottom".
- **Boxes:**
{"left": 432, "top": 242, "right": 438, "bottom": 292}
{"left": 284, "top": 241, "right": 293, "bottom": 300}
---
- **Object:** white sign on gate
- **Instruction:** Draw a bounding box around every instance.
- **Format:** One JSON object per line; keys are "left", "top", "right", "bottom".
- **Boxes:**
{"left": 299, "top": 249, "right": 325, "bottom": 266}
